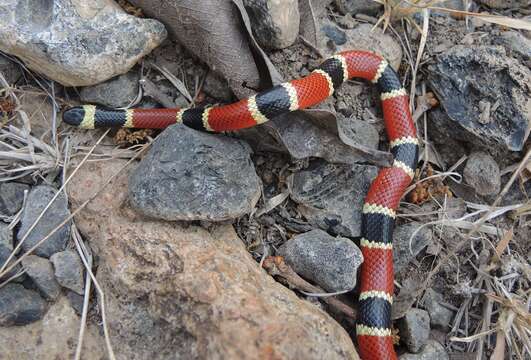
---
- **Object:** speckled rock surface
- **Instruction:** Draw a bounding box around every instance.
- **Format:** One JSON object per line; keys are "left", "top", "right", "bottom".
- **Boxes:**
{"left": 68, "top": 160, "right": 360, "bottom": 360}
{"left": 399, "top": 339, "right": 449, "bottom": 360}
{"left": 289, "top": 161, "right": 378, "bottom": 237}
{"left": 398, "top": 308, "right": 431, "bottom": 353}
{"left": 463, "top": 151, "right": 501, "bottom": 196}
{"left": 0, "top": 296, "right": 105, "bottom": 359}
{"left": 393, "top": 222, "right": 433, "bottom": 273}
{"left": 334, "top": 0, "right": 382, "bottom": 15}
{"left": 278, "top": 229, "right": 363, "bottom": 292}
{"left": 17, "top": 185, "right": 71, "bottom": 258}
{"left": 0, "top": 0, "right": 166, "bottom": 86}
{"left": 428, "top": 46, "right": 531, "bottom": 154}
{"left": 129, "top": 124, "right": 261, "bottom": 221}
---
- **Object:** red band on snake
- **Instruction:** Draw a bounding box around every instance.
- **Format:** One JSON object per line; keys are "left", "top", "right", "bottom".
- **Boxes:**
{"left": 63, "top": 50, "right": 419, "bottom": 360}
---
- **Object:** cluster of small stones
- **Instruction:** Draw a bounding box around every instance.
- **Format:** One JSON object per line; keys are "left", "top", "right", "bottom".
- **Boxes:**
{"left": 0, "top": 184, "right": 84, "bottom": 326}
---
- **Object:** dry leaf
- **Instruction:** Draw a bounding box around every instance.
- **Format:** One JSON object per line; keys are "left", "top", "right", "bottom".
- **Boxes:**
{"left": 129, "top": 0, "right": 267, "bottom": 98}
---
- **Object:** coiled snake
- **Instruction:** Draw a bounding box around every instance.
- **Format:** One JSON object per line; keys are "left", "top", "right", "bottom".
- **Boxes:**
{"left": 63, "top": 50, "right": 419, "bottom": 360}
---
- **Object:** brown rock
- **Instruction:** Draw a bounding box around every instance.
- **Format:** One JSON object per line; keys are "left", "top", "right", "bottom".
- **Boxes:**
{"left": 0, "top": 296, "right": 105, "bottom": 359}
{"left": 68, "top": 160, "right": 359, "bottom": 360}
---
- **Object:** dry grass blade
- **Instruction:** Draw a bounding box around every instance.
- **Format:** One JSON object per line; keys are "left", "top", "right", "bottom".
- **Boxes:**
{"left": 148, "top": 62, "right": 193, "bottom": 103}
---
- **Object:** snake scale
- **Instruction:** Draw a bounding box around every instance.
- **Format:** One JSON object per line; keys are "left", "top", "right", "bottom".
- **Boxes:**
{"left": 63, "top": 50, "right": 419, "bottom": 360}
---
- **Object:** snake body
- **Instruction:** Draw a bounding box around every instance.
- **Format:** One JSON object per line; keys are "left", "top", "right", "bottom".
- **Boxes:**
{"left": 63, "top": 50, "right": 418, "bottom": 360}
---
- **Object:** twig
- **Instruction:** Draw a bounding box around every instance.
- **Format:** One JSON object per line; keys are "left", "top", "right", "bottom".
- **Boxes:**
{"left": 262, "top": 256, "right": 357, "bottom": 320}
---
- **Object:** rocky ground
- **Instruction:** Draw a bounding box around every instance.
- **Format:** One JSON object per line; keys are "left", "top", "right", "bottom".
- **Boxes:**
{"left": 0, "top": 0, "right": 530, "bottom": 359}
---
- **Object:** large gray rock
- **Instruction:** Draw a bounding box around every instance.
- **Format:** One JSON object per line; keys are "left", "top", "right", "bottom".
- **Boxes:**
{"left": 0, "top": 182, "right": 29, "bottom": 216}
{"left": 79, "top": 71, "right": 140, "bottom": 108}
{"left": 399, "top": 339, "right": 449, "bottom": 360}
{"left": 0, "top": 284, "right": 46, "bottom": 326}
{"left": 393, "top": 222, "right": 433, "bottom": 273}
{"left": 50, "top": 250, "right": 84, "bottom": 295}
{"left": 0, "top": 0, "right": 166, "bottom": 87}
{"left": 463, "top": 151, "right": 501, "bottom": 196}
{"left": 289, "top": 161, "right": 378, "bottom": 237}
{"left": 428, "top": 46, "right": 530, "bottom": 154}
{"left": 129, "top": 124, "right": 261, "bottom": 221}
{"left": 334, "top": 0, "right": 382, "bottom": 15}
{"left": 243, "top": 0, "right": 299, "bottom": 49}
{"left": 17, "top": 185, "right": 71, "bottom": 258}
{"left": 278, "top": 229, "right": 363, "bottom": 292}
{"left": 422, "top": 289, "right": 454, "bottom": 329}
{"left": 22, "top": 255, "right": 61, "bottom": 300}
{"left": 398, "top": 308, "right": 431, "bottom": 353}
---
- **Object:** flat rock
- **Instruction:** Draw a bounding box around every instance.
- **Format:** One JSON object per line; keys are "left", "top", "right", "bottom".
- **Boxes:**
{"left": 0, "top": 182, "right": 29, "bottom": 216}
{"left": 463, "top": 151, "right": 501, "bottom": 196}
{"left": 271, "top": 112, "right": 369, "bottom": 165}
{"left": 22, "top": 255, "right": 61, "bottom": 300}
{"left": 0, "top": 223, "right": 12, "bottom": 250}
{"left": 68, "top": 160, "right": 360, "bottom": 360}
{"left": 129, "top": 124, "right": 261, "bottom": 221}
{"left": 422, "top": 289, "right": 454, "bottom": 329}
{"left": 18, "top": 185, "right": 71, "bottom": 258}
{"left": 398, "top": 308, "right": 431, "bottom": 353}
{"left": 0, "top": 296, "right": 105, "bottom": 359}
{"left": 79, "top": 71, "right": 140, "bottom": 108}
{"left": 334, "top": 0, "right": 382, "bottom": 15}
{"left": 243, "top": 0, "right": 299, "bottom": 49}
{"left": 393, "top": 222, "right": 433, "bottom": 273}
{"left": 0, "top": 284, "right": 46, "bottom": 326}
{"left": 428, "top": 46, "right": 531, "bottom": 154}
{"left": 278, "top": 229, "right": 363, "bottom": 292}
{"left": 0, "top": 0, "right": 166, "bottom": 87}
{"left": 50, "top": 250, "right": 84, "bottom": 295}
{"left": 399, "top": 339, "right": 449, "bottom": 360}
{"left": 289, "top": 161, "right": 378, "bottom": 237}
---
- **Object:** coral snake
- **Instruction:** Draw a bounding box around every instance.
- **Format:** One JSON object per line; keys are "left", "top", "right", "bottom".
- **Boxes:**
{"left": 63, "top": 50, "right": 419, "bottom": 360}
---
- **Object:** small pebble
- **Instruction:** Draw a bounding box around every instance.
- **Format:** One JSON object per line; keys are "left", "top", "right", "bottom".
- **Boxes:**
{"left": 0, "top": 283, "right": 46, "bottom": 326}
{"left": 399, "top": 339, "right": 449, "bottom": 360}
{"left": 66, "top": 291, "right": 84, "bottom": 316}
{"left": 398, "top": 308, "right": 431, "bottom": 353}
{"left": 17, "top": 185, "right": 71, "bottom": 258}
{"left": 50, "top": 250, "right": 84, "bottom": 295}
{"left": 393, "top": 222, "right": 433, "bottom": 273}
{"left": 422, "top": 289, "right": 454, "bottom": 329}
{"left": 463, "top": 151, "right": 501, "bottom": 196}
{"left": 22, "top": 255, "right": 61, "bottom": 300}
{"left": 277, "top": 229, "right": 363, "bottom": 292}
{"left": 80, "top": 71, "right": 140, "bottom": 108}
{"left": 0, "top": 182, "right": 29, "bottom": 216}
